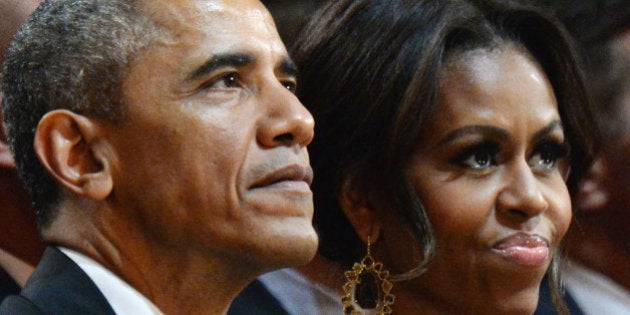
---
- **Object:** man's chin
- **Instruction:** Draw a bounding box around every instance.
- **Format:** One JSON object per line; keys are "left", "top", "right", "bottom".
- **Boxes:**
{"left": 259, "top": 228, "right": 319, "bottom": 270}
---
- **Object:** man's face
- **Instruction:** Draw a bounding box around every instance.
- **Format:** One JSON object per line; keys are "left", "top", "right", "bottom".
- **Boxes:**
{"left": 103, "top": 0, "right": 317, "bottom": 270}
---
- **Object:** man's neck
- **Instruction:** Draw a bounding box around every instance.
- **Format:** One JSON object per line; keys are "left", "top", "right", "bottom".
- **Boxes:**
{"left": 47, "top": 216, "right": 257, "bottom": 315}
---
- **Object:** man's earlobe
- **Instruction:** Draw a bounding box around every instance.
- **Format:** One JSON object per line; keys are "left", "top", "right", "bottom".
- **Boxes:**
{"left": 339, "top": 176, "right": 381, "bottom": 243}
{"left": 0, "top": 140, "right": 15, "bottom": 169}
{"left": 576, "top": 157, "right": 608, "bottom": 212}
{"left": 34, "top": 110, "right": 113, "bottom": 200}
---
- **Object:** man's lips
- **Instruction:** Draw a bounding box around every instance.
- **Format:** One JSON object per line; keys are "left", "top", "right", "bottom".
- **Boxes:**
{"left": 492, "top": 233, "right": 550, "bottom": 266}
{"left": 250, "top": 164, "right": 314, "bottom": 189}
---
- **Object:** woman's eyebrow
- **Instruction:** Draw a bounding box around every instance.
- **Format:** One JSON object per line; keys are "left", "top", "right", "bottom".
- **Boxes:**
{"left": 531, "top": 120, "right": 563, "bottom": 143}
{"left": 436, "top": 125, "right": 509, "bottom": 148}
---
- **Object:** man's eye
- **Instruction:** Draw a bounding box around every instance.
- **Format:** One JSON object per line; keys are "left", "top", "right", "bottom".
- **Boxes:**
{"left": 219, "top": 73, "right": 239, "bottom": 88}
{"left": 529, "top": 142, "right": 568, "bottom": 171}
{"left": 282, "top": 80, "right": 297, "bottom": 93}
{"left": 204, "top": 73, "right": 240, "bottom": 90}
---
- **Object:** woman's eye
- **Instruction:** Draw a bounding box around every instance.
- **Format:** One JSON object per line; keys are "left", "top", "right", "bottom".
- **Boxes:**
{"left": 529, "top": 142, "right": 569, "bottom": 171}
{"left": 455, "top": 145, "right": 499, "bottom": 170}
{"left": 462, "top": 152, "right": 495, "bottom": 169}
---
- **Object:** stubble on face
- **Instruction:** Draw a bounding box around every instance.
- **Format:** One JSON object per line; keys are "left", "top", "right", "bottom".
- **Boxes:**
{"left": 104, "top": 0, "right": 317, "bottom": 278}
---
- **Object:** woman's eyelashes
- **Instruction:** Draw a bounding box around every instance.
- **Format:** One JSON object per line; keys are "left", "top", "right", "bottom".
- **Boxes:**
{"left": 452, "top": 142, "right": 500, "bottom": 170}
{"left": 528, "top": 141, "right": 569, "bottom": 172}
{"left": 450, "top": 140, "right": 569, "bottom": 173}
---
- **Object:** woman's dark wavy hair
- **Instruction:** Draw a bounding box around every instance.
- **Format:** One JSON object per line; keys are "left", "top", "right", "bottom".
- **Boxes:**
{"left": 292, "top": 0, "right": 598, "bottom": 313}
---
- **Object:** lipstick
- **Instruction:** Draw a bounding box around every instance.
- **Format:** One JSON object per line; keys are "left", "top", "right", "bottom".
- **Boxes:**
{"left": 492, "top": 233, "right": 549, "bottom": 266}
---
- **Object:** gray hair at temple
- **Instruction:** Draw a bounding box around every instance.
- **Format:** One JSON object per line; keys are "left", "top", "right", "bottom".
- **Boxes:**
{"left": 1, "top": 0, "right": 161, "bottom": 228}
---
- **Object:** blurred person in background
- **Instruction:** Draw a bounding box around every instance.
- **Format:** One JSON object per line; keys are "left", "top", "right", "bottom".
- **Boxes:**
{"left": 0, "top": 0, "right": 45, "bottom": 301}
{"left": 261, "top": 0, "right": 325, "bottom": 46}
{"left": 532, "top": 0, "right": 630, "bottom": 313}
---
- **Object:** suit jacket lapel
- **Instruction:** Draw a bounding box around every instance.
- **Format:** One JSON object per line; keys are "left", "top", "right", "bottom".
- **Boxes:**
{"left": 20, "top": 247, "right": 116, "bottom": 315}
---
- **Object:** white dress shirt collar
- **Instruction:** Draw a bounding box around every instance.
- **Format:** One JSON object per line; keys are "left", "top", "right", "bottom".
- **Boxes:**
{"left": 59, "top": 247, "right": 164, "bottom": 315}
{"left": 565, "top": 261, "right": 630, "bottom": 315}
{"left": 259, "top": 268, "right": 342, "bottom": 314}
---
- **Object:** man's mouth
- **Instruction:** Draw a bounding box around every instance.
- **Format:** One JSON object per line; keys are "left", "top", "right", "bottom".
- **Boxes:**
{"left": 250, "top": 164, "right": 313, "bottom": 190}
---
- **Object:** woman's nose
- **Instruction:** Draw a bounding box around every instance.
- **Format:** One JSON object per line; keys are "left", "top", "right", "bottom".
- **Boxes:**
{"left": 496, "top": 160, "right": 549, "bottom": 221}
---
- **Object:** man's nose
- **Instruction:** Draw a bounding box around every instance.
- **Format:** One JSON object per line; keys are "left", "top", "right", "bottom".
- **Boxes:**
{"left": 496, "top": 160, "right": 549, "bottom": 221}
{"left": 256, "top": 82, "right": 315, "bottom": 149}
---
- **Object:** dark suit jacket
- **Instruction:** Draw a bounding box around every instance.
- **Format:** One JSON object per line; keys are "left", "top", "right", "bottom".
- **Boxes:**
{"left": 534, "top": 276, "right": 585, "bottom": 315}
{"left": 0, "top": 247, "right": 115, "bottom": 315}
{"left": 0, "top": 267, "right": 20, "bottom": 303}
{"left": 229, "top": 279, "right": 289, "bottom": 315}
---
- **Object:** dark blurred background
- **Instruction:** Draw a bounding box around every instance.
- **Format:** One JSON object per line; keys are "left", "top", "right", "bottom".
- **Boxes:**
{"left": 261, "top": 0, "right": 326, "bottom": 47}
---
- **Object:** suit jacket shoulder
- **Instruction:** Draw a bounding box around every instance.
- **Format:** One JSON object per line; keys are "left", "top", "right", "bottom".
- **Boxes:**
{"left": 0, "top": 266, "right": 20, "bottom": 303}
{"left": 229, "top": 279, "right": 289, "bottom": 315}
{"left": 0, "top": 247, "right": 115, "bottom": 315}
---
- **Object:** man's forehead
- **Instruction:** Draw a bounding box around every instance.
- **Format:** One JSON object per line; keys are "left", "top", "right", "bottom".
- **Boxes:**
{"left": 137, "top": 0, "right": 283, "bottom": 62}
{"left": 122, "top": 0, "right": 290, "bottom": 98}
{"left": 142, "top": 0, "right": 270, "bottom": 26}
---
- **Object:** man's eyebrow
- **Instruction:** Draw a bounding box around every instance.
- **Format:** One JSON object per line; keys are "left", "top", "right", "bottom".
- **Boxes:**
{"left": 280, "top": 57, "right": 298, "bottom": 77}
{"left": 437, "top": 125, "right": 509, "bottom": 148}
{"left": 188, "top": 53, "right": 253, "bottom": 81}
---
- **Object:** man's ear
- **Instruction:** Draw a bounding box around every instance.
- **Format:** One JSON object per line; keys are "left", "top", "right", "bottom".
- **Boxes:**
{"left": 0, "top": 139, "right": 15, "bottom": 169}
{"left": 338, "top": 175, "right": 381, "bottom": 244}
{"left": 576, "top": 157, "right": 608, "bottom": 212}
{"left": 34, "top": 110, "right": 113, "bottom": 200}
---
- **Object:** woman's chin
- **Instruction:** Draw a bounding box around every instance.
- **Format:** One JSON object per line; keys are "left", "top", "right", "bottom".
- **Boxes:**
{"left": 490, "top": 287, "right": 540, "bottom": 315}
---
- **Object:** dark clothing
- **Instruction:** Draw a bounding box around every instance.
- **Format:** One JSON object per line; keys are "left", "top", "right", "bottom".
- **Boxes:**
{"left": 535, "top": 277, "right": 585, "bottom": 315}
{"left": 0, "top": 267, "right": 20, "bottom": 303}
{"left": 0, "top": 247, "right": 115, "bottom": 315}
{"left": 229, "top": 279, "right": 289, "bottom": 315}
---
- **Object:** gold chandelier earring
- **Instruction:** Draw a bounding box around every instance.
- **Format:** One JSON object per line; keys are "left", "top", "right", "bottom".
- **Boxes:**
{"left": 342, "top": 236, "right": 395, "bottom": 314}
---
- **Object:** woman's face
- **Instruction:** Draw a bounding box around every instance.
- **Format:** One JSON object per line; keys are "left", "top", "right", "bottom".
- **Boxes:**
{"left": 387, "top": 46, "right": 572, "bottom": 314}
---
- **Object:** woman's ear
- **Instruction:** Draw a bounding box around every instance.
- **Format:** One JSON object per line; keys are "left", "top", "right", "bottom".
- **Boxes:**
{"left": 339, "top": 175, "right": 381, "bottom": 244}
{"left": 576, "top": 157, "right": 608, "bottom": 212}
{"left": 34, "top": 110, "right": 113, "bottom": 200}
